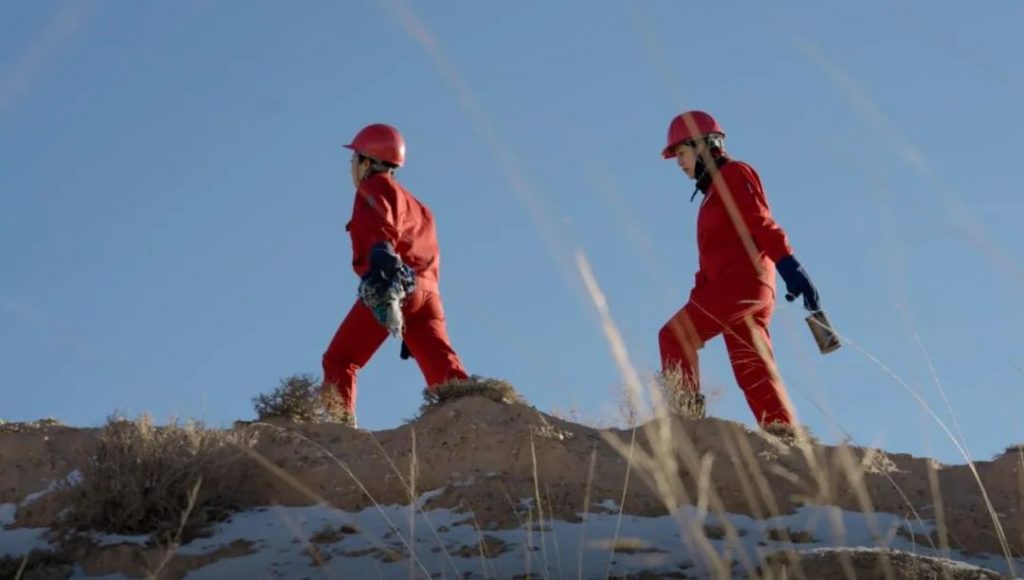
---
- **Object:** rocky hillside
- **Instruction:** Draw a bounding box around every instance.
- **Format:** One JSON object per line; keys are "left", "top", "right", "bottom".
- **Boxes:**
{"left": 1, "top": 396, "right": 1021, "bottom": 578}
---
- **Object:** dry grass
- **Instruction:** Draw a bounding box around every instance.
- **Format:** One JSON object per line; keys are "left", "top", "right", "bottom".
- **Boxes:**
{"left": 574, "top": 251, "right": 1020, "bottom": 578}
{"left": 253, "top": 374, "right": 341, "bottom": 424}
{"left": 57, "top": 413, "right": 257, "bottom": 543}
{"left": 655, "top": 367, "right": 706, "bottom": 420}
{"left": 310, "top": 523, "right": 360, "bottom": 544}
{"left": 419, "top": 376, "right": 524, "bottom": 414}
{"left": 766, "top": 528, "right": 819, "bottom": 544}
{"left": 0, "top": 417, "right": 64, "bottom": 434}
{"left": 0, "top": 549, "right": 73, "bottom": 580}
{"left": 1002, "top": 443, "right": 1024, "bottom": 457}
{"left": 760, "top": 548, "right": 1004, "bottom": 579}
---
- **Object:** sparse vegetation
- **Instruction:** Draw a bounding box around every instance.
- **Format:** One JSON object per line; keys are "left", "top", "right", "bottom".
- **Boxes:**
{"left": 655, "top": 368, "right": 706, "bottom": 419}
{"left": 57, "top": 413, "right": 257, "bottom": 543}
{"left": 252, "top": 374, "right": 343, "bottom": 424}
{"left": 0, "top": 549, "right": 73, "bottom": 580}
{"left": 0, "top": 417, "right": 65, "bottom": 434}
{"left": 310, "top": 523, "right": 359, "bottom": 544}
{"left": 766, "top": 527, "right": 818, "bottom": 544}
{"left": 703, "top": 524, "right": 726, "bottom": 540}
{"left": 419, "top": 376, "right": 524, "bottom": 413}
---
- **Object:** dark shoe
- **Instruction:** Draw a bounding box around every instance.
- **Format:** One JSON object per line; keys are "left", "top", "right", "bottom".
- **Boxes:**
{"left": 657, "top": 370, "right": 706, "bottom": 419}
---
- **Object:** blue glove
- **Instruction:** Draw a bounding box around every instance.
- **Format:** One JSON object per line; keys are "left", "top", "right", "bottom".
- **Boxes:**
{"left": 369, "top": 241, "right": 403, "bottom": 279}
{"left": 776, "top": 255, "right": 820, "bottom": 312}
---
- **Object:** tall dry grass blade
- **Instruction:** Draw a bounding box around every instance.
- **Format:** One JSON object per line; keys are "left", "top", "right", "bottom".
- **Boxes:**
{"left": 148, "top": 477, "right": 202, "bottom": 580}
{"left": 690, "top": 447, "right": 763, "bottom": 579}
{"left": 798, "top": 42, "right": 1019, "bottom": 574}
{"left": 915, "top": 334, "right": 973, "bottom": 459}
{"left": 1018, "top": 447, "right": 1024, "bottom": 553}
{"left": 837, "top": 339, "right": 1016, "bottom": 575}
{"left": 271, "top": 503, "right": 337, "bottom": 578}
{"left": 528, "top": 433, "right": 551, "bottom": 580}
{"left": 823, "top": 505, "right": 859, "bottom": 580}
{"left": 707, "top": 313, "right": 936, "bottom": 571}
{"left": 14, "top": 553, "right": 28, "bottom": 580}
{"left": 715, "top": 424, "right": 779, "bottom": 579}
{"left": 464, "top": 511, "right": 496, "bottom": 580}
{"left": 578, "top": 446, "right": 597, "bottom": 580}
{"left": 603, "top": 427, "right": 637, "bottom": 580}
{"left": 366, "top": 431, "right": 460, "bottom": 577}
{"left": 496, "top": 481, "right": 529, "bottom": 532}
{"left": 796, "top": 38, "right": 1024, "bottom": 282}
{"left": 525, "top": 505, "right": 534, "bottom": 578}
{"left": 409, "top": 427, "right": 416, "bottom": 580}
{"left": 542, "top": 483, "right": 564, "bottom": 580}
{"left": 380, "top": 0, "right": 583, "bottom": 297}
{"left": 695, "top": 453, "right": 714, "bottom": 522}
{"left": 716, "top": 424, "right": 767, "bottom": 521}
{"left": 725, "top": 426, "right": 809, "bottom": 579}
{"left": 627, "top": 4, "right": 689, "bottom": 109}
{"left": 577, "top": 252, "right": 728, "bottom": 576}
{"left": 926, "top": 457, "right": 953, "bottom": 580}
{"left": 239, "top": 426, "right": 432, "bottom": 577}
{"left": 833, "top": 445, "right": 897, "bottom": 580}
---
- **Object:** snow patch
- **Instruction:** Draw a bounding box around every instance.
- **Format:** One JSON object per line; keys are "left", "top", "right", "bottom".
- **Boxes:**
{"left": 20, "top": 470, "right": 81, "bottom": 506}
{"left": 2, "top": 491, "right": 1020, "bottom": 578}
{"left": 0, "top": 504, "right": 53, "bottom": 558}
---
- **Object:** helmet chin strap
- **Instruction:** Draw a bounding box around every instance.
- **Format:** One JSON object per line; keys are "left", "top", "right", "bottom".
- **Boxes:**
{"left": 690, "top": 154, "right": 711, "bottom": 203}
{"left": 690, "top": 148, "right": 729, "bottom": 203}
{"left": 690, "top": 173, "right": 704, "bottom": 203}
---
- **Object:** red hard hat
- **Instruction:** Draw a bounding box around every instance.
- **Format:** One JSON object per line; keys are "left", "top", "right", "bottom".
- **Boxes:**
{"left": 661, "top": 111, "right": 725, "bottom": 159}
{"left": 345, "top": 123, "right": 406, "bottom": 167}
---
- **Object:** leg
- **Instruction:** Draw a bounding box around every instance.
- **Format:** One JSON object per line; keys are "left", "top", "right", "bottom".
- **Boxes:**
{"left": 322, "top": 300, "right": 389, "bottom": 414}
{"left": 658, "top": 301, "right": 724, "bottom": 391}
{"left": 722, "top": 311, "right": 796, "bottom": 426}
{"left": 402, "top": 290, "right": 469, "bottom": 388}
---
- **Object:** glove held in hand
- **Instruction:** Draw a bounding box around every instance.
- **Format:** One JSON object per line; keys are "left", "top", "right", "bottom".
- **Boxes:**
{"left": 776, "top": 254, "right": 820, "bottom": 312}
{"left": 359, "top": 242, "right": 416, "bottom": 337}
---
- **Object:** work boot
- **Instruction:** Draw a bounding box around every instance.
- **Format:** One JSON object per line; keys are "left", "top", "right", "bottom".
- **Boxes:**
{"left": 656, "top": 370, "right": 706, "bottom": 420}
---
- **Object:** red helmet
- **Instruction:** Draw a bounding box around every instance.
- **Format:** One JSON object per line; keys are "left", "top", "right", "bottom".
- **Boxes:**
{"left": 661, "top": 111, "right": 725, "bottom": 159}
{"left": 345, "top": 123, "right": 406, "bottom": 167}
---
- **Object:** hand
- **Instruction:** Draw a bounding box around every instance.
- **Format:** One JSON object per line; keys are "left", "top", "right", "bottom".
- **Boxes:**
{"left": 368, "top": 241, "right": 402, "bottom": 279}
{"left": 775, "top": 255, "right": 820, "bottom": 312}
{"left": 358, "top": 243, "right": 417, "bottom": 337}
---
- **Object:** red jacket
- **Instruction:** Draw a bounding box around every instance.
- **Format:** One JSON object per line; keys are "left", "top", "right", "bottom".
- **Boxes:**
{"left": 691, "top": 159, "right": 792, "bottom": 303}
{"left": 346, "top": 173, "right": 441, "bottom": 292}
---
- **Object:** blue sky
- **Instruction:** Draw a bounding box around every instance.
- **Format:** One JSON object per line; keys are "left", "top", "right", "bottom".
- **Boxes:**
{"left": 2, "top": 1, "right": 1022, "bottom": 465}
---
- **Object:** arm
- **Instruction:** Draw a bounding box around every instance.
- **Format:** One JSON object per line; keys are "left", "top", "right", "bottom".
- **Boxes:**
{"left": 721, "top": 163, "right": 820, "bottom": 311}
{"left": 350, "top": 178, "right": 402, "bottom": 276}
{"left": 719, "top": 163, "right": 793, "bottom": 263}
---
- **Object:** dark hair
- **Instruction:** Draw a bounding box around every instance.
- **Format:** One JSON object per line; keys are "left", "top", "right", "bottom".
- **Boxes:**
{"left": 357, "top": 154, "right": 398, "bottom": 175}
{"left": 683, "top": 133, "right": 725, "bottom": 152}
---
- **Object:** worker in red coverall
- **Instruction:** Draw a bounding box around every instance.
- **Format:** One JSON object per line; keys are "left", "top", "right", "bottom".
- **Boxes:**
{"left": 322, "top": 123, "right": 469, "bottom": 425}
{"left": 658, "top": 111, "right": 822, "bottom": 429}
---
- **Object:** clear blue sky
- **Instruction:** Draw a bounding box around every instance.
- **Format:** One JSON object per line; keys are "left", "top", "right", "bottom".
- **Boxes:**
{"left": 3, "top": 1, "right": 1022, "bottom": 465}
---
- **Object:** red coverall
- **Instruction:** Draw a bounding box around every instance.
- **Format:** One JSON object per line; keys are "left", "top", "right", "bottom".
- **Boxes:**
{"left": 659, "top": 158, "right": 796, "bottom": 425}
{"left": 323, "top": 173, "right": 468, "bottom": 413}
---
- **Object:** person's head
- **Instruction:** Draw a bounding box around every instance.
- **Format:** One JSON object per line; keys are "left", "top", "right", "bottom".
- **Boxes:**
{"left": 661, "top": 111, "right": 726, "bottom": 179}
{"left": 344, "top": 123, "right": 405, "bottom": 188}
